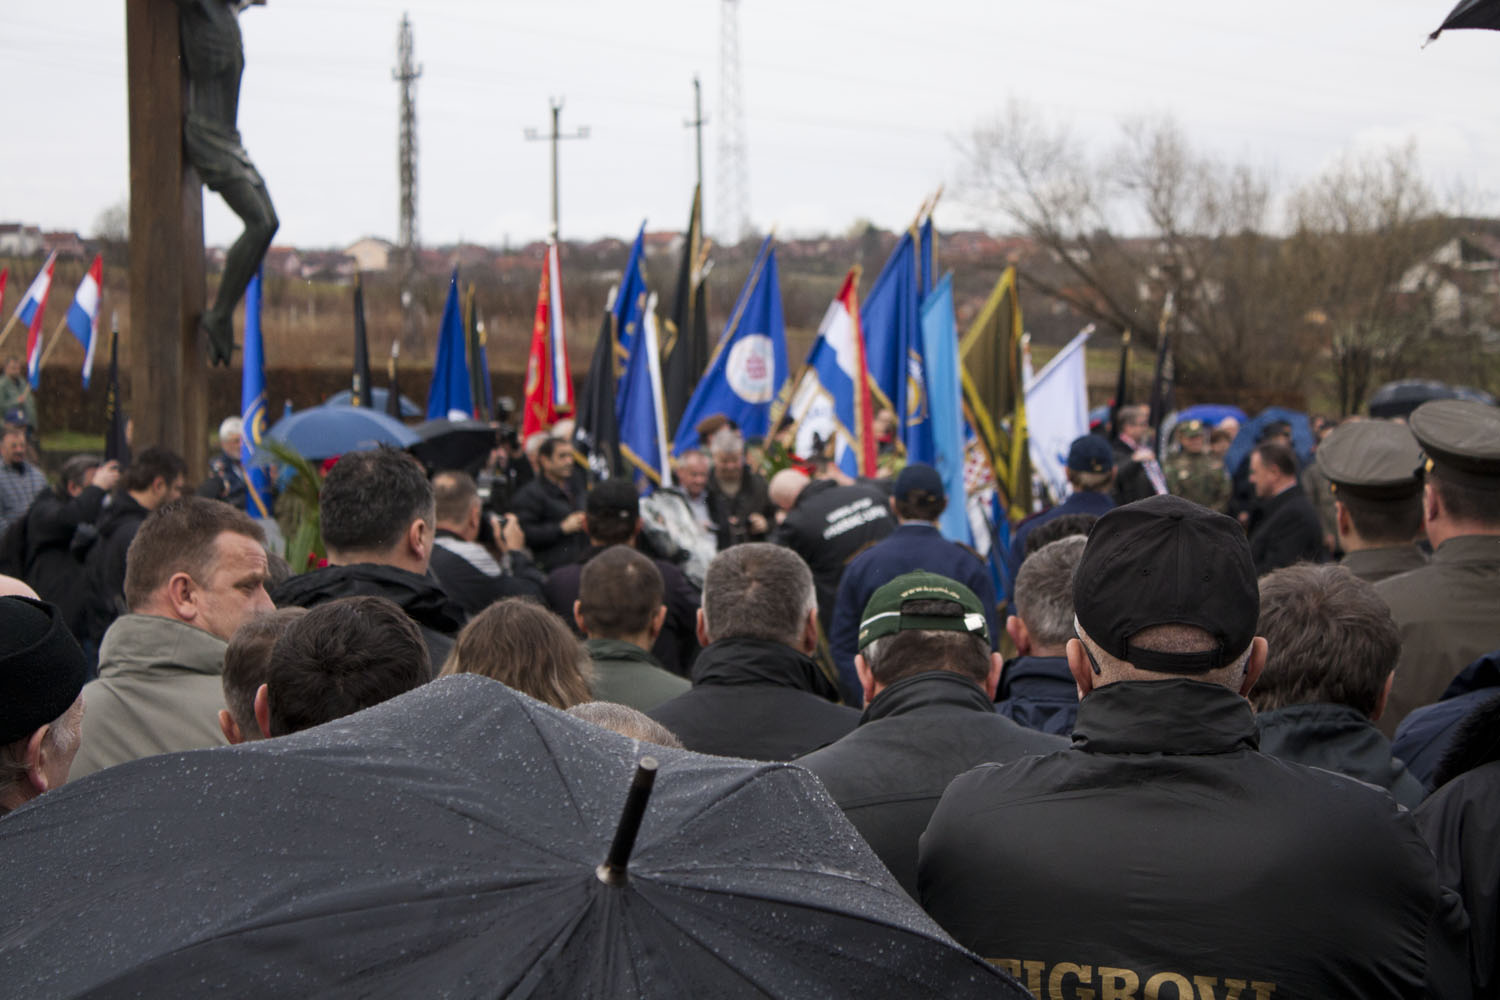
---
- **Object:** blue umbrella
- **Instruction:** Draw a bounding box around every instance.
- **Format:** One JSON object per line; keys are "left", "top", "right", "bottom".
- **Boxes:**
{"left": 324, "top": 387, "right": 424, "bottom": 419}
{"left": 1174, "top": 403, "right": 1248, "bottom": 428}
{"left": 257, "top": 404, "right": 420, "bottom": 465}
{"left": 1223, "top": 407, "right": 1315, "bottom": 478}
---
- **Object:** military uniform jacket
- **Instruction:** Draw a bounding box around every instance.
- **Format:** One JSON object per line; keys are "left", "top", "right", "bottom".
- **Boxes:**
{"left": 919, "top": 679, "right": 1467, "bottom": 999}
{"left": 1166, "top": 452, "right": 1231, "bottom": 513}
{"left": 1342, "top": 544, "right": 1429, "bottom": 585}
{"left": 797, "top": 671, "right": 1064, "bottom": 897}
{"left": 1376, "top": 534, "right": 1500, "bottom": 738}
{"left": 1255, "top": 702, "right": 1426, "bottom": 809}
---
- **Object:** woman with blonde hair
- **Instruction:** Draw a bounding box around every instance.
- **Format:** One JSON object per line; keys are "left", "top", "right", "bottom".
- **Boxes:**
{"left": 441, "top": 598, "right": 593, "bottom": 709}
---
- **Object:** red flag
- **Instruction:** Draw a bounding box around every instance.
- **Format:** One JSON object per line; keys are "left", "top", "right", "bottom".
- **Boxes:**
{"left": 0, "top": 267, "right": 8, "bottom": 318}
{"left": 840, "top": 270, "right": 877, "bottom": 478}
{"left": 522, "top": 253, "right": 556, "bottom": 438}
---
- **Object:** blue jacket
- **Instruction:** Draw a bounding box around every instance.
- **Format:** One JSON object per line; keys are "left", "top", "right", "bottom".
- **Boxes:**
{"left": 994, "top": 655, "right": 1078, "bottom": 737}
{"left": 1008, "top": 491, "right": 1114, "bottom": 570}
{"left": 830, "top": 522, "right": 998, "bottom": 707}
{"left": 1394, "top": 649, "right": 1500, "bottom": 790}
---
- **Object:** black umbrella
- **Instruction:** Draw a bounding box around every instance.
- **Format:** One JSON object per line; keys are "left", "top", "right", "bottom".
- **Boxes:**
{"left": 1430, "top": 0, "right": 1500, "bottom": 40}
{"left": 1365, "top": 379, "right": 1496, "bottom": 420}
{"left": 408, "top": 418, "right": 499, "bottom": 473}
{"left": 0, "top": 676, "right": 1025, "bottom": 998}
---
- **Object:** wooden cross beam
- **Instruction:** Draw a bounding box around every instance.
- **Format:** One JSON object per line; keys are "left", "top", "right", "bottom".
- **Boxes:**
{"left": 125, "top": 0, "right": 209, "bottom": 477}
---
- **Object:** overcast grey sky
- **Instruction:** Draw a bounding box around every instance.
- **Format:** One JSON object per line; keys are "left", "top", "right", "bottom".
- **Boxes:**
{"left": 4, "top": 0, "right": 1497, "bottom": 250}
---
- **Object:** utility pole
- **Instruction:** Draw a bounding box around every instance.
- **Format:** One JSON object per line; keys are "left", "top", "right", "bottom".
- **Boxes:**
{"left": 717, "top": 0, "right": 750, "bottom": 245}
{"left": 684, "top": 76, "right": 708, "bottom": 196}
{"left": 393, "top": 12, "right": 422, "bottom": 349}
{"left": 525, "top": 99, "right": 589, "bottom": 241}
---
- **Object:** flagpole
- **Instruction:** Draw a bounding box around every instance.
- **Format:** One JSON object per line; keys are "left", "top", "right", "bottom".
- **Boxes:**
{"left": 0, "top": 314, "right": 20, "bottom": 352}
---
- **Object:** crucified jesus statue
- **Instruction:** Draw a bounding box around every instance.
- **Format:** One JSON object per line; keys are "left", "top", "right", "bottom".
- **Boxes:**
{"left": 174, "top": 0, "right": 278, "bottom": 366}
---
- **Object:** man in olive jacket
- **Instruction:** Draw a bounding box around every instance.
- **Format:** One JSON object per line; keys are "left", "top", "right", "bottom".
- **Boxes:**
{"left": 919, "top": 495, "right": 1467, "bottom": 999}
{"left": 71, "top": 498, "right": 274, "bottom": 778}
{"left": 574, "top": 545, "right": 687, "bottom": 713}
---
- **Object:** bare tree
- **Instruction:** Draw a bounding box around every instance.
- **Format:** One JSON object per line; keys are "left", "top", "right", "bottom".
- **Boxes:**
{"left": 1286, "top": 145, "right": 1455, "bottom": 415}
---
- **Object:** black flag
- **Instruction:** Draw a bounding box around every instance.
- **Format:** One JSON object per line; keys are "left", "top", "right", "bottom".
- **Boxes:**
{"left": 103, "top": 316, "right": 130, "bottom": 467}
{"left": 1147, "top": 292, "right": 1176, "bottom": 433}
{"left": 574, "top": 287, "right": 620, "bottom": 480}
{"left": 1107, "top": 330, "right": 1132, "bottom": 440}
{"left": 386, "top": 341, "right": 403, "bottom": 420}
{"left": 352, "top": 272, "right": 373, "bottom": 407}
{"left": 661, "top": 185, "right": 709, "bottom": 438}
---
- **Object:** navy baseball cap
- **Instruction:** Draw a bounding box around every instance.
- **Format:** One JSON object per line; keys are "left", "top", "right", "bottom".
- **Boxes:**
{"left": 894, "top": 463, "right": 944, "bottom": 502}
{"left": 1067, "top": 435, "right": 1115, "bottom": 474}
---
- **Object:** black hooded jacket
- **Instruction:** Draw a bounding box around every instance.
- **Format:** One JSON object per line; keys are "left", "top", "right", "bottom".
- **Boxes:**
{"left": 920, "top": 680, "right": 1467, "bottom": 999}
{"left": 648, "top": 636, "right": 858, "bottom": 761}
{"left": 80, "top": 493, "right": 151, "bottom": 644}
{"left": 797, "top": 671, "right": 1064, "bottom": 896}
{"left": 23, "top": 483, "right": 107, "bottom": 636}
{"left": 272, "top": 563, "right": 466, "bottom": 675}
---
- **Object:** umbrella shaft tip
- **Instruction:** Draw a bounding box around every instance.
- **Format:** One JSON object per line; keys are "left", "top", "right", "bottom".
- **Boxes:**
{"left": 596, "top": 863, "right": 628, "bottom": 887}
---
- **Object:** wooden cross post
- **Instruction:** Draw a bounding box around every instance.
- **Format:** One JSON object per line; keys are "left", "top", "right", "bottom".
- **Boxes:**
{"left": 125, "top": 0, "right": 210, "bottom": 477}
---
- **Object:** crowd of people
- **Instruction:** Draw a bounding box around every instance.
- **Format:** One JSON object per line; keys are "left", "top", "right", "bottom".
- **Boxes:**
{"left": 3, "top": 384, "right": 1500, "bottom": 998}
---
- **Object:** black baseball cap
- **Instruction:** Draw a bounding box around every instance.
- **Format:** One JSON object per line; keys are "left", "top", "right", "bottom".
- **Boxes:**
{"left": 586, "top": 478, "right": 639, "bottom": 523}
{"left": 1073, "top": 495, "right": 1258, "bottom": 675}
{"left": 1067, "top": 435, "right": 1115, "bottom": 473}
{"left": 0, "top": 597, "right": 88, "bottom": 744}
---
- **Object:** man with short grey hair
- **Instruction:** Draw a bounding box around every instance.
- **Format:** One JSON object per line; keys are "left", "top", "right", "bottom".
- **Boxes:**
{"left": 706, "top": 426, "right": 773, "bottom": 548}
{"left": 649, "top": 543, "right": 857, "bottom": 759}
{"left": 996, "top": 535, "right": 1087, "bottom": 736}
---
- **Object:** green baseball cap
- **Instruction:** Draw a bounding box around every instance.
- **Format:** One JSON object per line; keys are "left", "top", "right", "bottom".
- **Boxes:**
{"left": 858, "top": 571, "right": 989, "bottom": 651}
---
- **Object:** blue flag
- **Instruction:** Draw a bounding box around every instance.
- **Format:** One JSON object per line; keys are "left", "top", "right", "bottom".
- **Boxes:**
{"left": 240, "top": 267, "right": 275, "bottom": 519}
{"left": 672, "top": 236, "right": 788, "bottom": 455}
{"left": 617, "top": 292, "right": 671, "bottom": 491}
{"left": 920, "top": 273, "right": 970, "bottom": 544}
{"left": 426, "top": 269, "right": 473, "bottom": 420}
{"left": 861, "top": 231, "right": 932, "bottom": 464}
{"left": 612, "top": 223, "right": 650, "bottom": 371}
{"left": 918, "top": 215, "right": 937, "bottom": 302}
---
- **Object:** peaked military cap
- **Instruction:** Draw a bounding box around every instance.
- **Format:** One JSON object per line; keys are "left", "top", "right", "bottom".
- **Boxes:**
{"left": 1317, "top": 420, "right": 1423, "bottom": 501}
{"left": 1409, "top": 399, "right": 1500, "bottom": 489}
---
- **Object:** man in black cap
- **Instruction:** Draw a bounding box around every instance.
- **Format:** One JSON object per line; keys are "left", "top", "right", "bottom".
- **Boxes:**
{"left": 1317, "top": 419, "right": 1428, "bottom": 584}
{"left": 768, "top": 467, "right": 894, "bottom": 637}
{"left": 1375, "top": 398, "right": 1500, "bottom": 738}
{"left": 1246, "top": 440, "right": 1325, "bottom": 574}
{"left": 1008, "top": 434, "right": 1115, "bottom": 567}
{"left": 797, "top": 571, "right": 1063, "bottom": 897}
{"left": 918, "top": 494, "right": 1466, "bottom": 998}
{"left": 829, "top": 463, "right": 998, "bottom": 707}
{"left": 0, "top": 596, "right": 89, "bottom": 815}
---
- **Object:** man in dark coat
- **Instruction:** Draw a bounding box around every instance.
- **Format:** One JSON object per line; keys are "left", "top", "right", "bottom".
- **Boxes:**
{"left": 195, "top": 416, "right": 250, "bottom": 511}
{"left": 1375, "top": 399, "right": 1500, "bottom": 738}
{"left": 1107, "top": 405, "right": 1164, "bottom": 507}
{"left": 23, "top": 456, "right": 118, "bottom": 638}
{"left": 427, "top": 471, "right": 542, "bottom": 616}
{"left": 995, "top": 535, "right": 1087, "bottom": 736}
{"left": 510, "top": 437, "right": 589, "bottom": 572}
{"left": 830, "top": 464, "right": 998, "bottom": 707}
{"left": 1246, "top": 440, "right": 1325, "bottom": 574}
{"left": 649, "top": 543, "right": 858, "bottom": 760}
{"left": 1008, "top": 435, "right": 1114, "bottom": 568}
{"left": 271, "top": 448, "right": 463, "bottom": 673}
{"left": 1251, "top": 563, "right": 1425, "bottom": 808}
{"left": 543, "top": 479, "right": 701, "bottom": 677}
{"left": 705, "top": 425, "right": 775, "bottom": 549}
{"left": 919, "top": 495, "right": 1467, "bottom": 999}
{"left": 768, "top": 468, "right": 894, "bottom": 636}
{"left": 1415, "top": 693, "right": 1500, "bottom": 999}
{"left": 1317, "top": 419, "right": 1428, "bottom": 584}
{"left": 797, "top": 571, "right": 1063, "bottom": 896}
{"left": 79, "top": 446, "right": 189, "bottom": 648}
